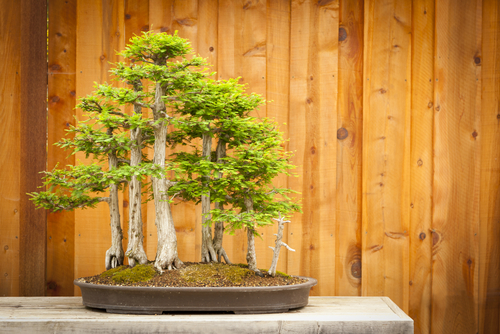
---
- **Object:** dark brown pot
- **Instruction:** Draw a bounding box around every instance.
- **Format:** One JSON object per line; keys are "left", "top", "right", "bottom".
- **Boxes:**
{"left": 74, "top": 276, "right": 317, "bottom": 314}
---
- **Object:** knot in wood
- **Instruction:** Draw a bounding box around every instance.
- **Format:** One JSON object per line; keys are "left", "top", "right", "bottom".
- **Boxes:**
{"left": 417, "top": 159, "right": 423, "bottom": 166}
{"left": 337, "top": 127, "right": 348, "bottom": 140}
{"left": 339, "top": 27, "right": 347, "bottom": 41}
{"left": 209, "top": 46, "right": 214, "bottom": 52}
{"left": 419, "top": 232, "right": 426, "bottom": 240}
{"left": 474, "top": 56, "right": 481, "bottom": 65}
{"left": 351, "top": 261, "right": 361, "bottom": 279}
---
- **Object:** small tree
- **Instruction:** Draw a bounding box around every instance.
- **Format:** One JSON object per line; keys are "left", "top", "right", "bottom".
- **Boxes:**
{"left": 29, "top": 97, "right": 156, "bottom": 269}
{"left": 31, "top": 31, "right": 300, "bottom": 275}
{"left": 168, "top": 79, "right": 300, "bottom": 272}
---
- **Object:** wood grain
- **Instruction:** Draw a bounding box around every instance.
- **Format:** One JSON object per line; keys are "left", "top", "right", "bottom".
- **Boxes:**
{"left": 147, "top": 0, "right": 173, "bottom": 260}
{"left": 47, "top": 0, "right": 77, "bottom": 297}
{"left": 170, "top": 0, "right": 202, "bottom": 263}
{"left": 265, "top": 0, "right": 291, "bottom": 273}
{"left": 336, "top": 0, "right": 363, "bottom": 297}
{"left": 479, "top": 0, "right": 500, "bottom": 332}
{"left": 431, "top": 0, "right": 482, "bottom": 332}
{"left": 19, "top": 0, "right": 48, "bottom": 297}
{"left": 409, "top": 0, "right": 434, "bottom": 333}
{"left": 288, "top": 0, "right": 338, "bottom": 296}
{"left": 0, "top": 0, "right": 21, "bottom": 297}
{"left": 74, "top": 0, "right": 124, "bottom": 295}
{"left": 362, "top": 0, "right": 411, "bottom": 312}
{"left": 123, "top": 0, "right": 149, "bottom": 264}
{"left": 217, "top": 0, "right": 246, "bottom": 265}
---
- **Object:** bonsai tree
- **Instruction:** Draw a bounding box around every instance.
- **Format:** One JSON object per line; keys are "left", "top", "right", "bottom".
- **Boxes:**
{"left": 29, "top": 91, "right": 158, "bottom": 269}
{"left": 167, "top": 79, "right": 300, "bottom": 272}
{"left": 31, "top": 30, "right": 300, "bottom": 275}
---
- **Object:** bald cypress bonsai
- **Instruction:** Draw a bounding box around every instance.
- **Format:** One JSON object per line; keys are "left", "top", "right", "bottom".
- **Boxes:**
{"left": 30, "top": 31, "right": 300, "bottom": 276}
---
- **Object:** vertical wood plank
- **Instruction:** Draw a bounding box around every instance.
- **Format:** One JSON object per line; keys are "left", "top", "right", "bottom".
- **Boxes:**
{"left": 288, "top": 0, "right": 338, "bottom": 296}
{"left": 233, "top": 0, "right": 269, "bottom": 267}
{"left": 218, "top": 0, "right": 269, "bottom": 265}
{"left": 170, "top": 0, "right": 201, "bottom": 263}
{"left": 432, "top": 0, "right": 481, "bottom": 332}
{"left": 479, "top": 0, "right": 500, "bottom": 332}
{"left": 147, "top": 0, "right": 173, "bottom": 260}
{"left": 0, "top": 0, "right": 21, "bottom": 297}
{"left": 362, "top": 0, "right": 411, "bottom": 312}
{"left": 409, "top": 0, "right": 434, "bottom": 332}
{"left": 123, "top": 0, "right": 149, "bottom": 263}
{"left": 335, "top": 0, "right": 363, "bottom": 296}
{"left": 47, "top": 0, "right": 77, "bottom": 296}
{"left": 217, "top": 0, "right": 242, "bottom": 264}
{"left": 194, "top": 0, "right": 218, "bottom": 262}
{"left": 75, "top": 0, "right": 124, "bottom": 295}
{"left": 19, "top": 0, "right": 48, "bottom": 297}
{"left": 265, "top": 0, "right": 290, "bottom": 273}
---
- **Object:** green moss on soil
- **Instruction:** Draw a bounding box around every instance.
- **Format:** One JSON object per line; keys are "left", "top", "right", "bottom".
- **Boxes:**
{"left": 100, "top": 264, "right": 157, "bottom": 284}
{"left": 100, "top": 265, "right": 127, "bottom": 279}
{"left": 180, "top": 262, "right": 254, "bottom": 284}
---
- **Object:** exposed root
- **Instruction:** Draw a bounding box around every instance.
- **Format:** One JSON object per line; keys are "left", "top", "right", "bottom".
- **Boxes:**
{"left": 125, "top": 246, "right": 148, "bottom": 268}
{"left": 154, "top": 255, "right": 184, "bottom": 273}
{"left": 105, "top": 246, "right": 124, "bottom": 270}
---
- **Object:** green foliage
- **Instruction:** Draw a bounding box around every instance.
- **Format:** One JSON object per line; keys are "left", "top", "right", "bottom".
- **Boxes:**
{"left": 166, "top": 77, "right": 301, "bottom": 235}
{"left": 30, "top": 30, "right": 301, "bottom": 266}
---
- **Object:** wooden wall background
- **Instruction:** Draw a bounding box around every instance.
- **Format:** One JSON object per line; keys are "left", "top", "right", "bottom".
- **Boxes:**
{"left": 0, "top": 0, "right": 499, "bottom": 333}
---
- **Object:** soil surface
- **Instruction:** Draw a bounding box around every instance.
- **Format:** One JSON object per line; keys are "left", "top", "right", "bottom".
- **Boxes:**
{"left": 78, "top": 262, "right": 306, "bottom": 288}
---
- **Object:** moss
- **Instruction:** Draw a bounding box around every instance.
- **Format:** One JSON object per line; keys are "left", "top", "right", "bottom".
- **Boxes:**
{"left": 274, "top": 270, "right": 291, "bottom": 279}
{"left": 180, "top": 262, "right": 254, "bottom": 285}
{"left": 100, "top": 265, "right": 127, "bottom": 279}
{"left": 109, "top": 264, "right": 157, "bottom": 284}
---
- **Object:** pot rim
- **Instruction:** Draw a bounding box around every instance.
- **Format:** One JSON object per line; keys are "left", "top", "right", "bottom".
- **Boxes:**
{"left": 74, "top": 275, "right": 317, "bottom": 292}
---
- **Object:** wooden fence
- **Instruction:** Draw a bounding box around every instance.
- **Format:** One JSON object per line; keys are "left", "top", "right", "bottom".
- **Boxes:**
{"left": 0, "top": 0, "right": 499, "bottom": 333}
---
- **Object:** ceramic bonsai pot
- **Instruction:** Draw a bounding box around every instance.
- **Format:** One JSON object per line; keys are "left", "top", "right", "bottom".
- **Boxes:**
{"left": 74, "top": 276, "right": 317, "bottom": 314}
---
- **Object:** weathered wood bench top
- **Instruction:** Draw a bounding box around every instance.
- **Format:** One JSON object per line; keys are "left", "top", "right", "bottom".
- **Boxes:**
{"left": 0, "top": 296, "right": 413, "bottom": 333}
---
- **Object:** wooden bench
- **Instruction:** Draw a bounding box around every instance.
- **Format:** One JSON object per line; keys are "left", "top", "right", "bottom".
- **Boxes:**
{"left": 0, "top": 296, "right": 413, "bottom": 333}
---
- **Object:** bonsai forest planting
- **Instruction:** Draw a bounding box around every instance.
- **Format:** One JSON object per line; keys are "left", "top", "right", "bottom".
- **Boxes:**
{"left": 30, "top": 31, "right": 302, "bottom": 287}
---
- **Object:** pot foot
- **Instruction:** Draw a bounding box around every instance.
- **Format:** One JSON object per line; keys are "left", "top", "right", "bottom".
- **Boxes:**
{"left": 106, "top": 309, "right": 163, "bottom": 315}
{"left": 233, "top": 308, "right": 289, "bottom": 314}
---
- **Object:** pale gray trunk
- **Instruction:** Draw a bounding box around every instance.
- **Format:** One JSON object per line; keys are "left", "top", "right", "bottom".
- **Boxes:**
{"left": 201, "top": 133, "right": 217, "bottom": 262}
{"left": 152, "top": 78, "right": 183, "bottom": 272}
{"left": 268, "top": 213, "right": 294, "bottom": 277}
{"left": 125, "top": 80, "right": 148, "bottom": 267}
{"left": 212, "top": 139, "right": 230, "bottom": 263}
{"left": 244, "top": 196, "right": 258, "bottom": 272}
{"left": 105, "top": 152, "right": 124, "bottom": 270}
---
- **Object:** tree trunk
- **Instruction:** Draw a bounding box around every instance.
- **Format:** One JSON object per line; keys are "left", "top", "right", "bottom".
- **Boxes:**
{"left": 244, "top": 196, "right": 258, "bottom": 272}
{"left": 105, "top": 152, "right": 124, "bottom": 270}
{"left": 213, "top": 139, "right": 230, "bottom": 263}
{"left": 201, "top": 133, "right": 217, "bottom": 262}
{"left": 125, "top": 81, "right": 148, "bottom": 267}
{"left": 125, "top": 126, "right": 148, "bottom": 267}
{"left": 268, "top": 214, "right": 294, "bottom": 277}
{"left": 152, "top": 79, "right": 183, "bottom": 272}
